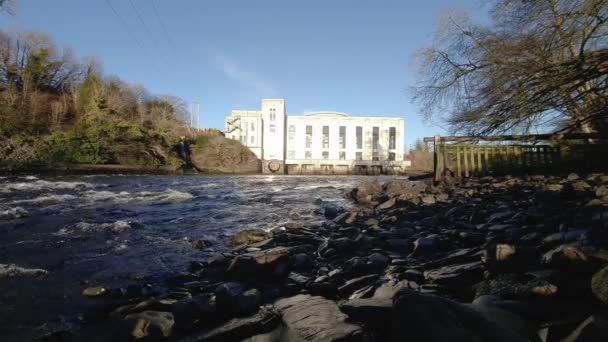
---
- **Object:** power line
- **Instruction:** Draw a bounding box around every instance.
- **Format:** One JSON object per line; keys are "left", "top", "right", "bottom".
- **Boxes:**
{"left": 150, "top": 0, "right": 180, "bottom": 63}
{"left": 128, "top": 0, "right": 173, "bottom": 68}
{"left": 104, "top": 0, "right": 147, "bottom": 52}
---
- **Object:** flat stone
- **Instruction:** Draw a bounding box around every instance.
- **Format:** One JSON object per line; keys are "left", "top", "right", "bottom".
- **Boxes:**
{"left": 274, "top": 295, "right": 363, "bottom": 341}
{"left": 181, "top": 306, "right": 280, "bottom": 342}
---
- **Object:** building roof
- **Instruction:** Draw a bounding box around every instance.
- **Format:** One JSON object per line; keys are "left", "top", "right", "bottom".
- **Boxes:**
{"left": 303, "top": 111, "right": 350, "bottom": 118}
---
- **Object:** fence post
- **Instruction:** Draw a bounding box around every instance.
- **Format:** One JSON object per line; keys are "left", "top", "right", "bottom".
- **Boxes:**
{"left": 434, "top": 135, "right": 442, "bottom": 182}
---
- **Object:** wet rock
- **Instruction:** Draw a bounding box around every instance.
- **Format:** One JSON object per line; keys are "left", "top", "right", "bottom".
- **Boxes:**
{"left": 0, "top": 263, "right": 48, "bottom": 279}
{"left": 413, "top": 235, "right": 439, "bottom": 254}
{"left": 237, "top": 289, "right": 262, "bottom": 315}
{"left": 542, "top": 230, "right": 589, "bottom": 246}
{"left": 591, "top": 266, "right": 608, "bottom": 304}
{"left": 292, "top": 253, "right": 312, "bottom": 270}
{"left": 228, "top": 247, "right": 290, "bottom": 279}
{"left": 215, "top": 282, "right": 244, "bottom": 311}
{"left": 323, "top": 204, "right": 339, "bottom": 219}
{"left": 124, "top": 311, "right": 174, "bottom": 340}
{"left": 390, "top": 289, "right": 538, "bottom": 342}
{"left": 274, "top": 294, "right": 364, "bottom": 341}
{"left": 171, "top": 294, "right": 216, "bottom": 328}
{"left": 191, "top": 239, "right": 211, "bottom": 249}
{"left": 545, "top": 183, "right": 564, "bottom": 192}
{"left": 181, "top": 306, "right": 280, "bottom": 342}
{"left": 596, "top": 185, "right": 608, "bottom": 198}
{"left": 227, "top": 229, "right": 271, "bottom": 247}
{"left": 82, "top": 286, "right": 107, "bottom": 297}
{"left": 0, "top": 206, "right": 28, "bottom": 219}
{"left": 367, "top": 253, "right": 389, "bottom": 269}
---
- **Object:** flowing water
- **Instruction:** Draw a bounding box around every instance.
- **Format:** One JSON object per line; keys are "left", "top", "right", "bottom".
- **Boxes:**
{"left": 0, "top": 174, "right": 403, "bottom": 340}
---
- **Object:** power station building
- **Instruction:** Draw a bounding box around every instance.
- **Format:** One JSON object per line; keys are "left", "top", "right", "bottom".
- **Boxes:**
{"left": 225, "top": 99, "right": 408, "bottom": 174}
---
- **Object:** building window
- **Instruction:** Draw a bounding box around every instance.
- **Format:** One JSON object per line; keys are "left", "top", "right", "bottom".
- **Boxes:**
{"left": 288, "top": 125, "right": 295, "bottom": 147}
{"left": 305, "top": 151, "right": 312, "bottom": 159}
{"left": 389, "top": 127, "right": 396, "bottom": 149}
{"left": 373, "top": 127, "right": 379, "bottom": 150}
{"left": 339, "top": 126, "right": 346, "bottom": 149}
{"left": 322, "top": 125, "right": 329, "bottom": 149}
{"left": 322, "top": 151, "right": 329, "bottom": 159}
{"left": 305, "top": 125, "right": 312, "bottom": 148}
{"left": 356, "top": 152, "right": 363, "bottom": 160}
{"left": 356, "top": 126, "right": 363, "bottom": 149}
{"left": 372, "top": 151, "right": 379, "bottom": 161}
{"left": 339, "top": 151, "right": 346, "bottom": 160}
{"left": 251, "top": 122, "right": 255, "bottom": 131}
{"left": 240, "top": 136, "right": 246, "bottom": 144}
{"left": 288, "top": 150, "right": 295, "bottom": 159}
{"left": 250, "top": 136, "right": 254, "bottom": 144}
{"left": 389, "top": 152, "right": 395, "bottom": 161}
{"left": 269, "top": 108, "right": 276, "bottom": 121}
{"left": 269, "top": 124, "right": 276, "bottom": 135}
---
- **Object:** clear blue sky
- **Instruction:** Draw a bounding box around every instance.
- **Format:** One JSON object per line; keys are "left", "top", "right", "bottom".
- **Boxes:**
{"left": 1, "top": 0, "right": 485, "bottom": 150}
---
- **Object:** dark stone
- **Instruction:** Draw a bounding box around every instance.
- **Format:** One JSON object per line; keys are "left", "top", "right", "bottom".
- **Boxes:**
{"left": 237, "top": 289, "right": 262, "bottom": 315}
{"left": 389, "top": 289, "right": 539, "bottom": 342}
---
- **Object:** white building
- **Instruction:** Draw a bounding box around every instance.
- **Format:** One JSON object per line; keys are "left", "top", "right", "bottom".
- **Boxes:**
{"left": 225, "top": 99, "right": 408, "bottom": 174}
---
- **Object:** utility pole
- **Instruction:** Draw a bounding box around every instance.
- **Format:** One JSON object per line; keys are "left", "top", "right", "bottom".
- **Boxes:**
{"left": 197, "top": 102, "right": 201, "bottom": 130}
{"left": 190, "top": 103, "right": 194, "bottom": 127}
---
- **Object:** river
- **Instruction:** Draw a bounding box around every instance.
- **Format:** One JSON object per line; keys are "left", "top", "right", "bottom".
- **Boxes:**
{"left": 0, "top": 174, "right": 403, "bottom": 340}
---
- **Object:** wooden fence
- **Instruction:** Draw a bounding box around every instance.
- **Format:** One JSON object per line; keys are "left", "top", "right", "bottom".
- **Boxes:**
{"left": 423, "top": 133, "right": 608, "bottom": 181}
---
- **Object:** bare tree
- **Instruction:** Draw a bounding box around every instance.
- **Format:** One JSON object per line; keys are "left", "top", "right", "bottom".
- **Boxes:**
{"left": 412, "top": 0, "right": 608, "bottom": 136}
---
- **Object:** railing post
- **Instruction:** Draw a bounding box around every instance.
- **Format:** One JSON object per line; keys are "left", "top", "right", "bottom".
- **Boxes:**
{"left": 434, "top": 135, "right": 442, "bottom": 182}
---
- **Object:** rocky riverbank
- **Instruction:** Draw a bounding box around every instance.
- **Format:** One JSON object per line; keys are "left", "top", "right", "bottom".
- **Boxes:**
{"left": 54, "top": 173, "right": 608, "bottom": 341}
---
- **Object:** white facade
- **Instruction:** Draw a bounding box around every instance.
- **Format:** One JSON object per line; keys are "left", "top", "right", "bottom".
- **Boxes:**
{"left": 226, "top": 99, "right": 408, "bottom": 174}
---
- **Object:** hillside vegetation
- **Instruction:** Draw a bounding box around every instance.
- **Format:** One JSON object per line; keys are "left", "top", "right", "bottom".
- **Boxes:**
{"left": 0, "top": 30, "right": 189, "bottom": 170}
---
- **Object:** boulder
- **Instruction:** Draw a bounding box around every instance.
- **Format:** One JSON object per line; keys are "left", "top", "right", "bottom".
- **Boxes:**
{"left": 389, "top": 289, "right": 538, "bottom": 342}
{"left": 274, "top": 294, "right": 364, "bottom": 341}
{"left": 124, "top": 311, "right": 174, "bottom": 340}
{"left": 228, "top": 247, "right": 290, "bottom": 279}
{"left": 350, "top": 182, "right": 383, "bottom": 205}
